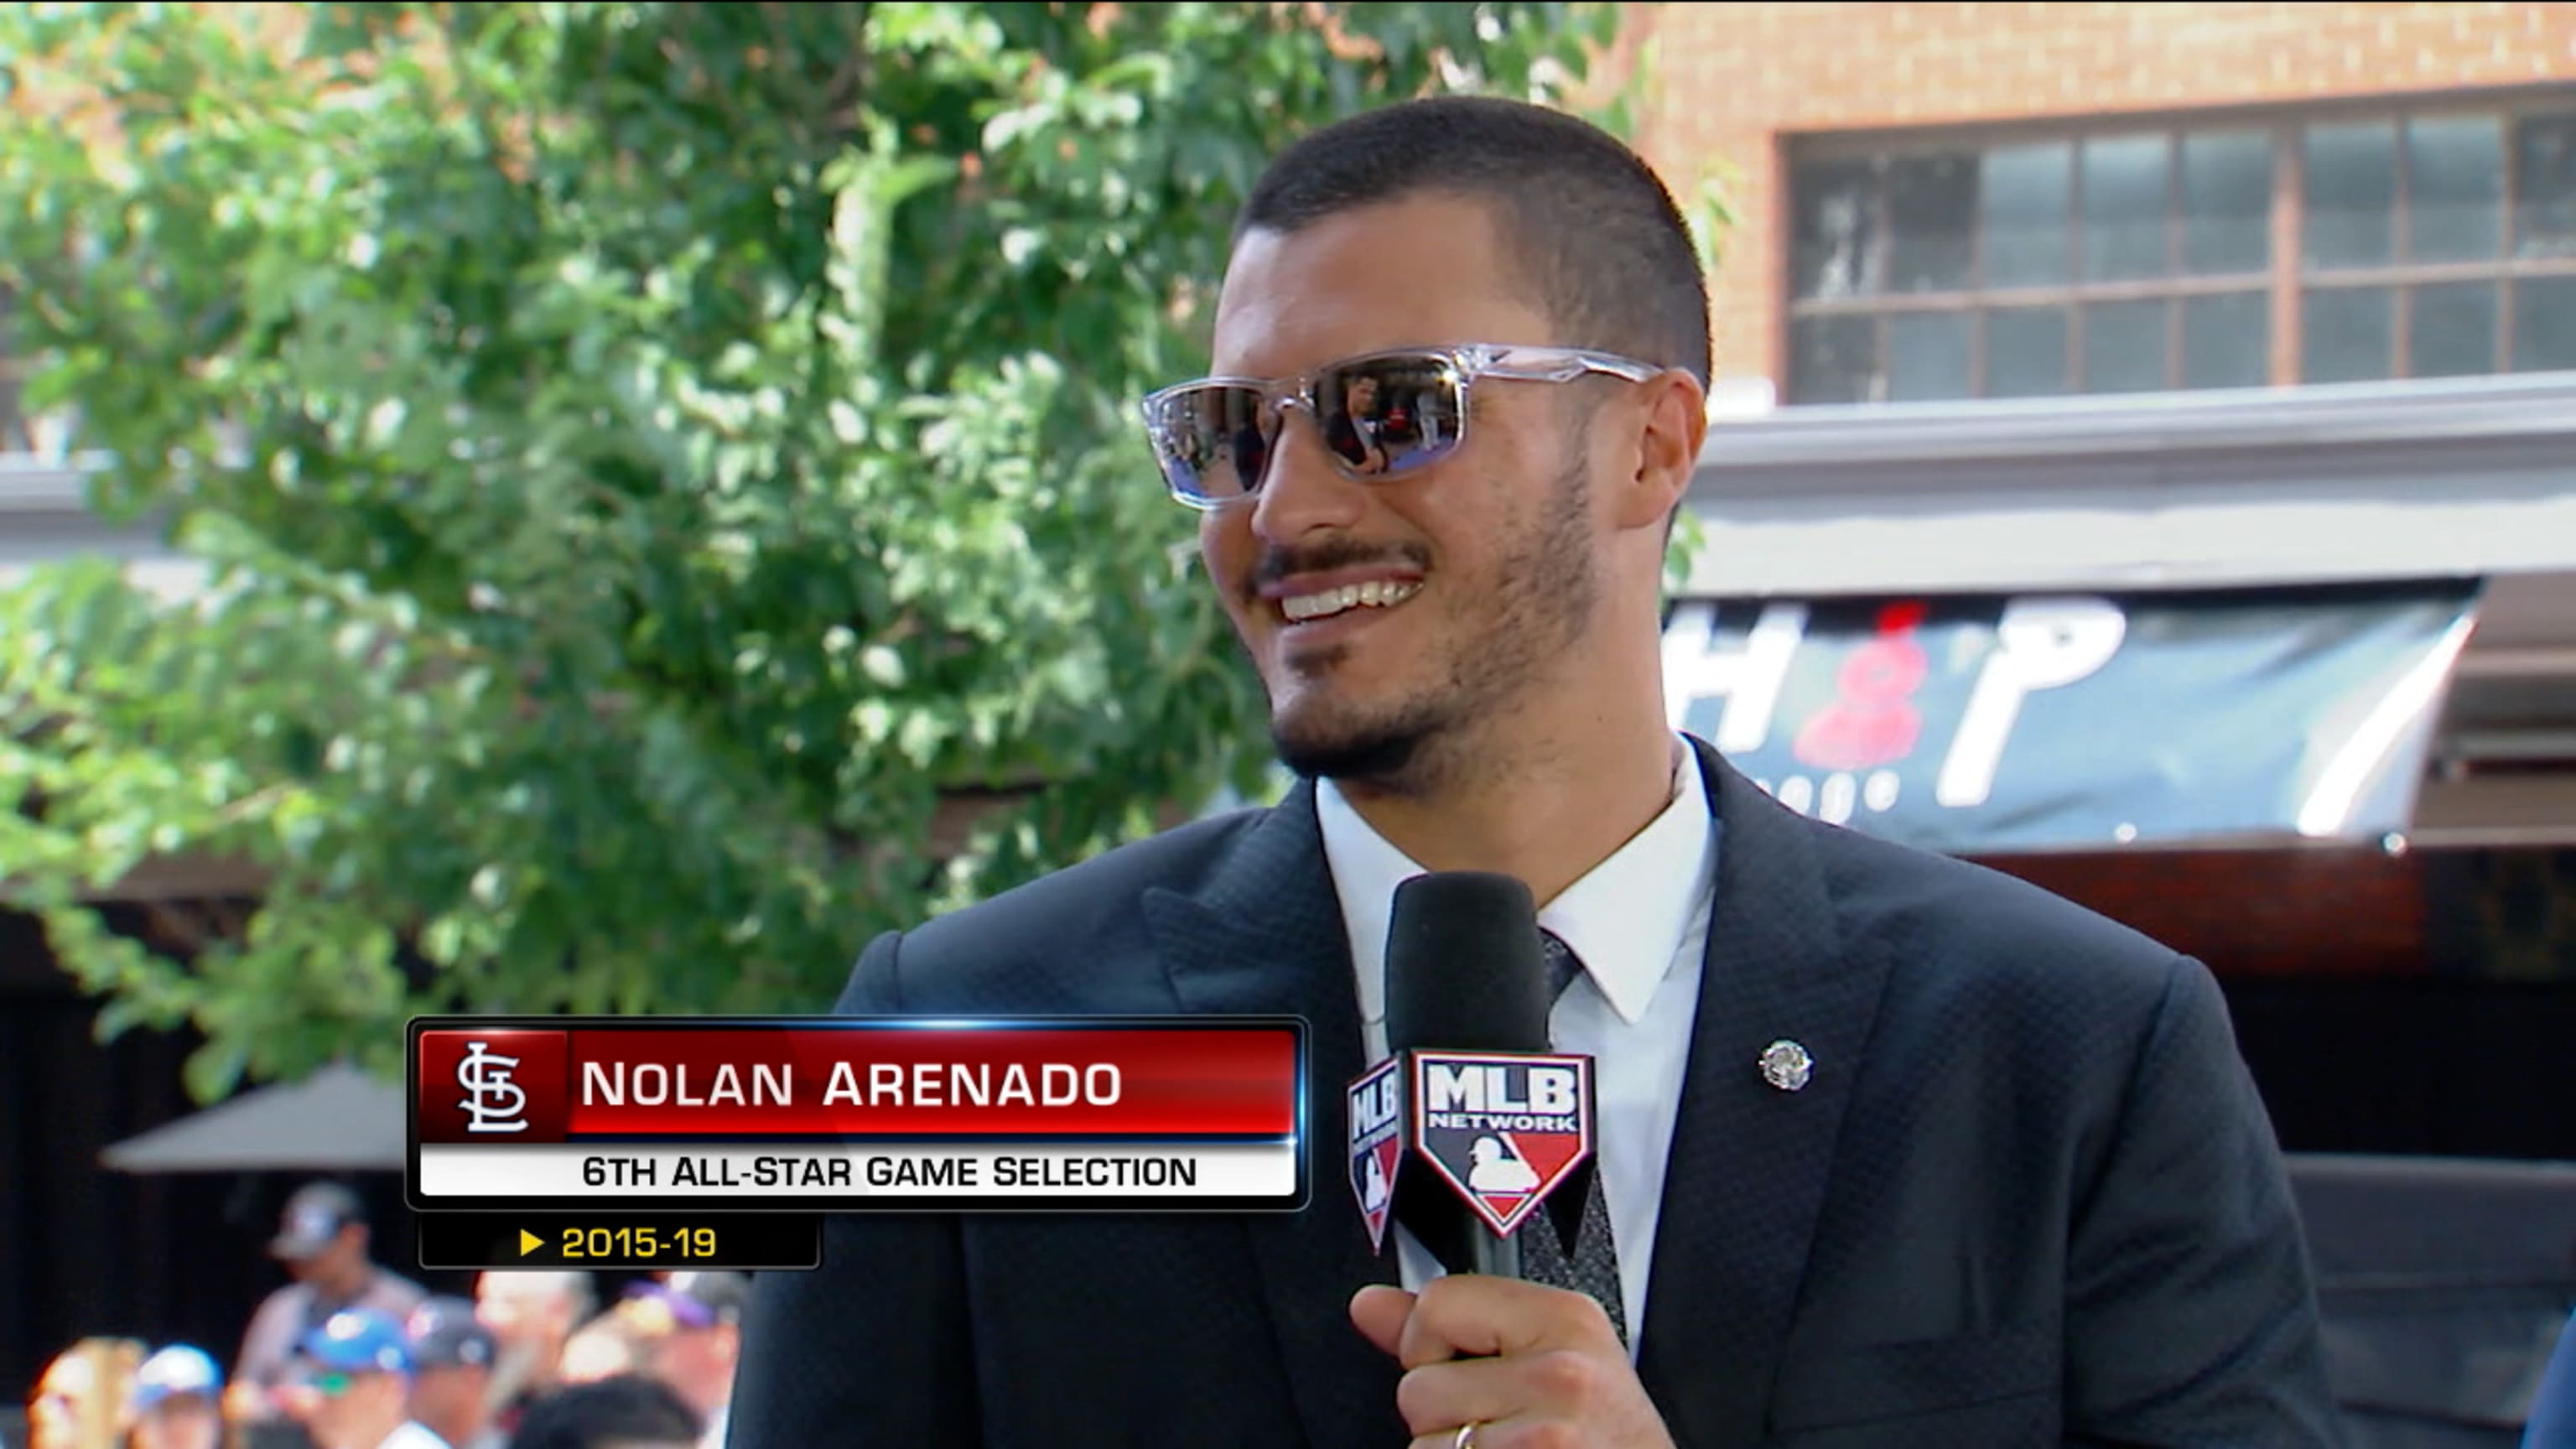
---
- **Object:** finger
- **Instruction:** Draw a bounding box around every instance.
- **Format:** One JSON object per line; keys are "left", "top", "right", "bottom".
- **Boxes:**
{"left": 1393, "top": 1351, "right": 1606, "bottom": 1436}
{"left": 1399, "top": 1274, "right": 1617, "bottom": 1368}
{"left": 1350, "top": 1283, "right": 1418, "bottom": 1359}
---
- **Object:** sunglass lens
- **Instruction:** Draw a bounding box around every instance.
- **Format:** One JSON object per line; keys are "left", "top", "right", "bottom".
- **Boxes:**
{"left": 1317, "top": 357, "right": 1462, "bottom": 477}
{"left": 1150, "top": 386, "right": 1275, "bottom": 506}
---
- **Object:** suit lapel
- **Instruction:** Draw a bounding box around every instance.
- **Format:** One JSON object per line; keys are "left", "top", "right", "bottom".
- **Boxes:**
{"left": 1141, "top": 783, "right": 1404, "bottom": 1448}
{"left": 1636, "top": 742, "right": 1894, "bottom": 1446}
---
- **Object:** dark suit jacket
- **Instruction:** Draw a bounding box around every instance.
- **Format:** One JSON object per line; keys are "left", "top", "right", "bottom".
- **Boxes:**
{"left": 732, "top": 741, "right": 2346, "bottom": 1446}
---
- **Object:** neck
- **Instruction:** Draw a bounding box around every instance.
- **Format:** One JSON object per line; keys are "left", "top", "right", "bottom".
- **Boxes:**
{"left": 1338, "top": 695, "right": 1680, "bottom": 908}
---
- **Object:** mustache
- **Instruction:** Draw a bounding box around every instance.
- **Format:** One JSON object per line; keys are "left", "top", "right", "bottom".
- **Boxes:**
{"left": 1247, "top": 538, "right": 1431, "bottom": 595}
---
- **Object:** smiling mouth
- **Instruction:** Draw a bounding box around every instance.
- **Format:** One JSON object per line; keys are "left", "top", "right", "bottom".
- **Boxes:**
{"left": 1277, "top": 579, "right": 1423, "bottom": 623}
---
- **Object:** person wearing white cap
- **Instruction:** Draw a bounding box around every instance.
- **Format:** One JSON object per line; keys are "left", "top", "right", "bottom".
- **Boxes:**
{"left": 126, "top": 1345, "right": 222, "bottom": 1449}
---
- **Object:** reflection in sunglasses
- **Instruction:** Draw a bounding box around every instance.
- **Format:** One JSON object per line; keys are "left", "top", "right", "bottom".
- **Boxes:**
{"left": 1140, "top": 343, "right": 1661, "bottom": 510}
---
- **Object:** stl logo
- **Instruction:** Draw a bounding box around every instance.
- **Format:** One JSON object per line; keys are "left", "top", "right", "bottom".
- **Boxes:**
{"left": 1346, "top": 1057, "right": 1403, "bottom": 1253}
{"left": 455, "top": 1040, "right": 530, "bottom": 1135}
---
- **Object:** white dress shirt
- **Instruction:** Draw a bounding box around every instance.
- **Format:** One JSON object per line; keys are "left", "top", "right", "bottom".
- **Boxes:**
{"left": 1317, "top": 737, "right": 1720, "bottom": 1354}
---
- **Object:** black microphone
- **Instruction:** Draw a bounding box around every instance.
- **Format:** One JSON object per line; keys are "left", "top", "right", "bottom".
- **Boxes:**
{"left": 1353, "top": 870, "right": 1593, "bottom": 1280}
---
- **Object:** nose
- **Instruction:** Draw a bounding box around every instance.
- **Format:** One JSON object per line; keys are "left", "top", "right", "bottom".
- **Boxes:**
{"left": 1247, "top": 405, "right": 1369, "bottom": 545}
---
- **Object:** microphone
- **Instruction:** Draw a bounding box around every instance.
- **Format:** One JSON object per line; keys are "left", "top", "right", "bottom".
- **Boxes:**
{"left": 1345, "top": 871, "right": 1596, "bottom": 1280}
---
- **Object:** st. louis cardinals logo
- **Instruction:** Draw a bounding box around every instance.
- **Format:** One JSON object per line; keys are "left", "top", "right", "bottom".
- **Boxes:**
{"left": 1346, "top": 1057, "right": 1403, "bottom": 1252}
{"left": 455, "top": 1040, "right": 530, "bottom": 1134}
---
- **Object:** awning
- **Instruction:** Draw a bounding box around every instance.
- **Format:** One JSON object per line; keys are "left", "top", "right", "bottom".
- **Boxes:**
{"left": 1662, "top": 579, "right": 2482, "bottom": 854}
{"left": 98, "top": 1062, "right": 407, "bottom": 1173}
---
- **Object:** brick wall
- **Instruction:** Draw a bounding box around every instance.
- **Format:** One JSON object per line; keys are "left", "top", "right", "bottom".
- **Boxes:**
{"left": 1629, "top": 1, "right": 2576, "bottom": 386}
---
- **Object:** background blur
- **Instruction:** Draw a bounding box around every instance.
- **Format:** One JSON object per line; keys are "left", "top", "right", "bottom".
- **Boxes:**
{"left": 4, "top": 3, "right": 2573, "bottom": 1446}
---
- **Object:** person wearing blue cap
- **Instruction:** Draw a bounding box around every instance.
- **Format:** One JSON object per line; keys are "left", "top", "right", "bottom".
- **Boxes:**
{"left": 127, "top": 1345, "right": 222, "bottom": 1449}
{"left": 279, "top": 1308, "right": 449, "bottom": 1449}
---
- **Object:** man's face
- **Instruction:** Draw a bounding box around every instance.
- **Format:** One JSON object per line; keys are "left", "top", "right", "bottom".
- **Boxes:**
{"left": 285, "top": 1224, "right": 365, "bottom": 1285}
{"left": 651, "top": 1323, "right": 738, "bottom": 1407}
{"left": 132, "top": 1396, "right": 222, "bottom": 1449}
{"left": 476, "top": 1273, "right": 568, "bottom": 1345}
{"left": 408, "top": 1363, "right": 486, "bottom": 1431}
{"left": 284, "top": 1369, "right": 404, "bottom": 1446}
{"left": 1199, "top": 192, "right": 1608, "bottom": 789}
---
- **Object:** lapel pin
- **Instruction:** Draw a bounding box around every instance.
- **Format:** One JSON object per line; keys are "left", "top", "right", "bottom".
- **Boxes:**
{"left": 1758, "top": 1039, "right": 1814, "bottom": 1093}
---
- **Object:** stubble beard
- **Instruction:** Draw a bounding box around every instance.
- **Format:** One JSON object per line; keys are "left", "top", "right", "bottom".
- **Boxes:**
{"left": 1266, "top": 446, "right": 1598, "bottom": 795}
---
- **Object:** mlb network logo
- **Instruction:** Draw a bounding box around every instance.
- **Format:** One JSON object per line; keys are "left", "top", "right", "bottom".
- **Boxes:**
{"left": 1411, "top": 1050, "right": 1592, "bottom": 1238}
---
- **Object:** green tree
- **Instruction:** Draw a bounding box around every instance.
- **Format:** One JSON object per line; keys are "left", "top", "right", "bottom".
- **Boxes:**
{"left": 0, "top": 1, "right": 1647, "bottom": 1099}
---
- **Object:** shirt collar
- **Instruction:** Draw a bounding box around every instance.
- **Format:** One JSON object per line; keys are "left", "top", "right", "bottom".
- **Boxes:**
{"left": 1319, "top": 738, "right": 1716, "bottom": 1029}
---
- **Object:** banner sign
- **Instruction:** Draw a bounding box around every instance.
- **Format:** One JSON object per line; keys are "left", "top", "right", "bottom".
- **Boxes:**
{"left": 408, "top": 1016, "right": 1306, "bottom": 1213}
{"left": 1663, "top": 580, "right": 2480, "bottom": 854}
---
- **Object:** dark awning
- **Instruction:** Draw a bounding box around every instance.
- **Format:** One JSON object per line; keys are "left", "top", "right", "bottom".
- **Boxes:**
{"left": 1661, "top": 579, "right": 2481, "bottom": 854}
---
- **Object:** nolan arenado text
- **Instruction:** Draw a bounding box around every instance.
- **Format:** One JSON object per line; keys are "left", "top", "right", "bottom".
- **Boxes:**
{"left": 579, "top": 1060, "right": 1124, "bottom": 1109}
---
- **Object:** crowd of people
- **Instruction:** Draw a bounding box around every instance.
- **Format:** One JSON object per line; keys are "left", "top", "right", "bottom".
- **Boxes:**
{"left": 25, "top": 1183, "right": 737, "bottom": 1449}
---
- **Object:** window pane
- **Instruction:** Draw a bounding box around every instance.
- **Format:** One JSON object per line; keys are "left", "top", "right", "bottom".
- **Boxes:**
{"left": 1888, "top": 313, "right": 1971, "bottom": 401}
{"left": 2082, "top": 134, "right": 2169, "bottom": 281}
{"left": 2181, "top": 292, "right": 2269, "bottom": 389}
{"left": 1792, "top": 158, "right": 1879, "bottom": 299}
{"left": 2304, "top": 122, "right": 2397, "bottom": 269}
{"left": 1986, "top": 306, "right": 2070, "bottom": 397}
{"left": 2180, "top": 130, "right": 2272, "bottom": 274}
{"left": 2512, "top": 276, "right": 2576, "bottom": 371}
{"left": 2303, "top": 286, "right": 2394, "bottom": 382}
{"left": 1888, "top": 153, "right": 1976, "bottom": 293}
{"left": 1789, "top": 314, "right": 1877, "bottom": 402}
{"left": 2410, "top": 281, "right": 2499, "bottom": 377}
{"left": 2514, "top": 113, "right": 2576, "bottom": 259}
{"left": 2081, "top": 299, "right": 2168, "bottom": 392}
{"left": 2406, "top": 115, "right": 2504, "bottom": 262}
{"left": 1981, "top": 142, "right": 2071, "bottom": 288}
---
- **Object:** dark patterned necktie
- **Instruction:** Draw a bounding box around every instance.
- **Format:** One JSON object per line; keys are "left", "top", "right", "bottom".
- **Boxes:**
{"left": 1522, "top": 930, "right": 1629, "bottom": 1348}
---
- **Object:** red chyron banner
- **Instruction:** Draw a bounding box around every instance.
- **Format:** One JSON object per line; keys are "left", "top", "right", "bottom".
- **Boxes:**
{"left": 414, "top": 1026, "right": 1296, "bottom": 1142}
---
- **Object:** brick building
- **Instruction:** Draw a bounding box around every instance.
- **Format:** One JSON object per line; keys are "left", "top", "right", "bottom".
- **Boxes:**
{"left": 1634, "top": 1, "right": 2576, "bottom": 390}
{"left": 1618, "top": 0, "right": 2576, "bottom": 1142}
{"left": 1626, "top": 13, "right": 2576, "bottom": 1427}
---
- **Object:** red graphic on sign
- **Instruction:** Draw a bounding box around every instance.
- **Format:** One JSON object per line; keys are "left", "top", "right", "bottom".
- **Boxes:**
{"left": 1794, "top": 600, "right": 1929, "bottom": 771}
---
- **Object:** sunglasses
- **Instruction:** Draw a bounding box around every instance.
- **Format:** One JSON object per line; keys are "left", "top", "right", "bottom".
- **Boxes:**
{"left": 1139, "top": 343, "right": 1665, "bottom": 511}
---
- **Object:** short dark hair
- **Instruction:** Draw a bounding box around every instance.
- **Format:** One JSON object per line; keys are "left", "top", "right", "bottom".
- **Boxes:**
{"left": 1236, "top": 96, "right": 1711, "bottom": 387}
{"left": 509, "top": 1374, "right": 700, "bottom": 1449}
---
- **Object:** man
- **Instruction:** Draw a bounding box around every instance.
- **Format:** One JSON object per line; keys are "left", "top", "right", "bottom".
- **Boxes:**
{"left": 231, "top": 1182, "right": 428, "bottom": 1422}
{"left": 473, "top": 1269, "right": 594, "bottom": 1435}
{"left": 127, "top": 1344, "right": 224, "bottom": 1449}
{"left": 733, "top": 95, "right": 2345, "bottom": 1446}
{"left": 509, "top": 1376, "right": 702, "bottom": 1449}
{"left": 278, "top": 1309, "right": 449, "bottom": 1449}
{"left": 404, "top": 1297, "right": 505, "bottom": 1449}
{"left": 622, "top": 1273, "right": 747, "bottom": 1449}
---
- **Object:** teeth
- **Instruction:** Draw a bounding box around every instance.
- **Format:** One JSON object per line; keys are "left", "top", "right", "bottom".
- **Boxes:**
{"left": 1281, "top": 581, "right": 1420, "bottom": 622}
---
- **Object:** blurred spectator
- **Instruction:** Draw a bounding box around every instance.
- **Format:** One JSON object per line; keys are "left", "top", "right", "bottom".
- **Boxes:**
{"left": 29, "top": 1338, "right": 144, "bottom": 1449}
{"left": 401, "top": 1298, "right": 501, "bottom": 1449}
{"left": 470, "top": 1270, "right": 590, "bottom": 1435}
{"left": 126, "top": 1345, "right": 222, "bottom": 1449}
{"left": 554, "top": 1311, "right": 652, "bottom": 1386}
{"left": 232, "top": 1182, "right": 427, "bottom": 1423}
{"left": 621, "top": 1274, "right": 745, "bottom": 1449}
{"left": 275, "top": 1309, "right": 445, "bottom": 1449}
{"left": 506, "top": 1376, "right": 698, "bottom": 1449}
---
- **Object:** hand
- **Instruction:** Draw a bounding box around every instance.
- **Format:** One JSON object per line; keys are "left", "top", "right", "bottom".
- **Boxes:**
{"left": 1350, "top": 1276, "right": 1676, "bottom": 1449}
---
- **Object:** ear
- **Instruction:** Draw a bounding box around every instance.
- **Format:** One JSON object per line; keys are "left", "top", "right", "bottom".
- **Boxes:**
{"left": 1609, "top": 368, "right": 1707, "bottom": 535}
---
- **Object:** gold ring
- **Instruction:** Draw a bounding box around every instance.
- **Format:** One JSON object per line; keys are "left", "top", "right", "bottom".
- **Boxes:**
{"left": 1452, "top": 1424, "right": 1481, "bottom": 1449}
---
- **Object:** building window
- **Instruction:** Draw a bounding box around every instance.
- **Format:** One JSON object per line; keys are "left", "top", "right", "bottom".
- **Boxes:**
{"left": 1784, "top": 92, "right": 2576, "bottom": 403}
